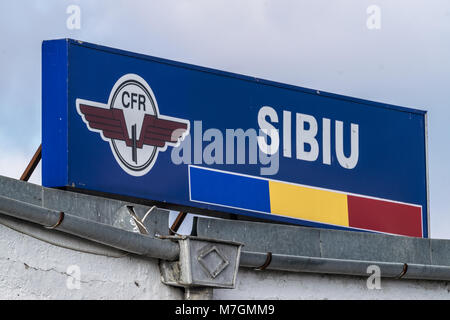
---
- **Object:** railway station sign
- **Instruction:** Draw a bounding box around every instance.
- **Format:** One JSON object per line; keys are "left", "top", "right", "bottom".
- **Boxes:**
{"left": 42, "top": 39, "right": 429, "bottom": 237}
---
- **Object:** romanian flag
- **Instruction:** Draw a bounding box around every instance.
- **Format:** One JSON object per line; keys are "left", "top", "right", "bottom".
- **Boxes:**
{"left": 189, "top": 166, "right": 423, "bottom": 237}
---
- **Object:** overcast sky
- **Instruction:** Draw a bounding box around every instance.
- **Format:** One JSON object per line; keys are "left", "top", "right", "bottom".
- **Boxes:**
{"left": 1, "top": 1, "right": 449, "bottom": 238}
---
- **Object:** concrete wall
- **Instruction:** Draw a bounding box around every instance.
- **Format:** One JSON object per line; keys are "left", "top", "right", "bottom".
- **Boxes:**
{"left": 1, "top": 215, "right": 449, "bottom": 300}
{"left": 0, "top": 216, "right": 183, "bottom": 300}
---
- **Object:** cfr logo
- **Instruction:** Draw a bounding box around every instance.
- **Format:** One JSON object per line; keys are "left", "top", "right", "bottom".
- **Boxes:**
{"left": 76, "top": 74, "right": 189, "bottom": 176}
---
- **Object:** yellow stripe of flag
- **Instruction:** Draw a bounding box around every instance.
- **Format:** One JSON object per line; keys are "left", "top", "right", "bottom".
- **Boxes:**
{"left": 269, "top": 181, "right": 349, "bottom": 227}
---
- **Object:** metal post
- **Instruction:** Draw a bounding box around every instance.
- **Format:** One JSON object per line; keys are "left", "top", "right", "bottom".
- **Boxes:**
{"left": 20, "top": 144, "right": 42, "bottom": 182}
{"left": 169, "top": 211, "right": 187, "bottom": 235}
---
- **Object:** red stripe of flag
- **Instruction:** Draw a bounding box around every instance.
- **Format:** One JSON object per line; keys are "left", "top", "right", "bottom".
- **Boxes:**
{"left": 347, "top": 196, "right": 422, "bottom": 237}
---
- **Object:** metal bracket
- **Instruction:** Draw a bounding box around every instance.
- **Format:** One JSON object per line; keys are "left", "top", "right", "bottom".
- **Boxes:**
{"left": 169, "top": 211, "right": 187, "bottom": 235}
{"left": 20, "top": 144, "right": 42, "bottom": 182}
{"left": 160, "top": 236, "right": 242, "bottom": 289}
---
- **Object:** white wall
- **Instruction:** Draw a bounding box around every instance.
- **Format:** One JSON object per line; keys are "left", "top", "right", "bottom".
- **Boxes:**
{"left": 1, "top": 216, "right": 449, "bottom": 300}
{"left": 0, "top": 218, "right": 183, "bottom": 300}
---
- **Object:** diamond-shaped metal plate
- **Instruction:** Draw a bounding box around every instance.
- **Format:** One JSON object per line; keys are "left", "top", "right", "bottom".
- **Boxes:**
{"left": 185, "top": 238, "right": 242, "bottom": 288}
{"left": 198, "top": 245, "right": 229, "bottom": 278}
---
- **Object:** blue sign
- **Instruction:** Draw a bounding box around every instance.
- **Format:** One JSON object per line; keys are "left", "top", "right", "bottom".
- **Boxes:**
{"left": 42, "top": 39, "right": 429, "bottom": 237}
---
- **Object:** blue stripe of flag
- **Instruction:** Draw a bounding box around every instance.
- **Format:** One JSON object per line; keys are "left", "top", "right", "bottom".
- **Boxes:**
{"left": 189, "top": 166, "right": 271, "bottom": 213}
